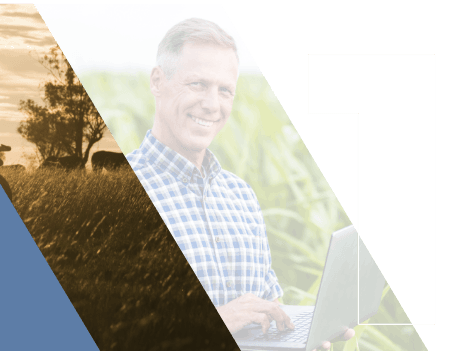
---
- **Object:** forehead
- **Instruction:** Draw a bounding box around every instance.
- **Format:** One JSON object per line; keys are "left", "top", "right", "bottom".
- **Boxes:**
{"left": 174, "top": 42, "right": 239, "bottom": 84}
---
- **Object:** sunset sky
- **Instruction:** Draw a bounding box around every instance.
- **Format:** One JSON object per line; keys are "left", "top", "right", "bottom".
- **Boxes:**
{"left": 0, "top": 4, "right": 51, "bottom": 121}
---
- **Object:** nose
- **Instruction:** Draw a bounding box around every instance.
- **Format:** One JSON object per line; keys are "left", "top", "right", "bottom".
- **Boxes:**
{"left": 200, "top": 87, "right": 220, "bottom": 113}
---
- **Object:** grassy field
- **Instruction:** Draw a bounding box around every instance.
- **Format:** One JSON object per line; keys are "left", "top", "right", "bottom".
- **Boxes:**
{"left": 1, "top": 167, "right": 239, "bottom": 351}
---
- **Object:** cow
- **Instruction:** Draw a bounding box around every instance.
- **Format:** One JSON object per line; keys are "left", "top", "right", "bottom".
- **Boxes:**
{"left": 39, "top": 155, "right": 82, "bottom": 171}
{"left": 0, "top": 144, "right": 11, "bottom": 166}
{"left": 0, "top": 144, "right": 11, "bottom": 152}
{"left": 92, "top": 151, "right": 128, "bottom": 172}
{"left": 0, "top": 174, "right": 12, "bottom": 201}
{"left": 0, "top": 144, "right": 13, "bottom": 201}
{"left": 39, "top": 157, "right": 61, "bottom": 170}
{"left": 57, "top": 155, "right": 82, "bottom": 170}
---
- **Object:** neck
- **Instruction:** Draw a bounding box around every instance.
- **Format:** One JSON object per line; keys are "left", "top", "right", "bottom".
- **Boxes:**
{"left": 151, "top": 123, "right": 206, "bottom": 173}
{"left": 178, "top": 147, "right": 206, "bottom": 174}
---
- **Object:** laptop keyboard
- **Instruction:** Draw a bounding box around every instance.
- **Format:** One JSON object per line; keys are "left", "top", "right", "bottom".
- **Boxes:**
{"left": 248, "top": 311, "right": 313, "bottom": 343}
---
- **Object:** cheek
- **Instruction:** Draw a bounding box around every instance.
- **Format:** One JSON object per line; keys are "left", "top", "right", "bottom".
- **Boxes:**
{"left": 220, "top": 97, "right": 234, "bottom": 116}
{"left": 165, "top": 87, "right": 191, "bottom": 108}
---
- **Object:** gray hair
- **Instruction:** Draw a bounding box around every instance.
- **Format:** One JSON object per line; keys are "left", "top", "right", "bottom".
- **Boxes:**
{"left": 156, "top": 18, "right": 239, "bottom": 79}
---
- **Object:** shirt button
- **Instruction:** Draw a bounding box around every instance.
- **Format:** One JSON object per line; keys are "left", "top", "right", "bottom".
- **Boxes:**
{"left": 182, "top": 178, "right": 188, "bottom": 183}
{"left": 215, "top": 237, "right": 220, "bottom": 243}
{"left": 226, "top": 281, "right": 232, "bottom": 288}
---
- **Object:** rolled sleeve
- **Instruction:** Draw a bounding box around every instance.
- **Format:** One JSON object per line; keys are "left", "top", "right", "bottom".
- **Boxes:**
{"left": 249, "top": 187, "right": 284, "bottom": 302}
{"left": 263, "top": 267, "right": 284, "bottom": 301}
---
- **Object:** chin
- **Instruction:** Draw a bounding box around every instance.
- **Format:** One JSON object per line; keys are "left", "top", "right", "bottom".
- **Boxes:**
{"left": 185, "top": 136, "right": 214, "bottom": 151}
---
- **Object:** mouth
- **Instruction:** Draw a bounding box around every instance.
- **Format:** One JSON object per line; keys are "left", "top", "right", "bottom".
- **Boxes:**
{"left": 188, "top": 114, "right": 218, "bottom": 128}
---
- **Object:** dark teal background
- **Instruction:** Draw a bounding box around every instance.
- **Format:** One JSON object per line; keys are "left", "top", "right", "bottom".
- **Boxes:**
{"left": 0, "top": 1, "right": 473, "bottom": 350}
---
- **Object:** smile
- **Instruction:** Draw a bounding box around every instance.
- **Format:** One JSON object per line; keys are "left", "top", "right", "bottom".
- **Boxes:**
{"left": 189, "top": 114, "right": 216, "bottom": 127}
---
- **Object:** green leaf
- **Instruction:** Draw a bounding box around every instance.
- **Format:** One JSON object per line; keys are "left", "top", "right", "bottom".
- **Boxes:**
{"left": 262, "top": 208, "right": 306, "bottom": 223}
{"left": 266, "top": 225, "right": 324, "bottom": 267}
{"left": 341, "top": 335, "right": 358, "bottom": 351}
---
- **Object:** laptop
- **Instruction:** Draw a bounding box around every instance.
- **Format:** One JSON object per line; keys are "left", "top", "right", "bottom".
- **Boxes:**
{"left": 233, "top": 225, "right": 386, "bottom": 351}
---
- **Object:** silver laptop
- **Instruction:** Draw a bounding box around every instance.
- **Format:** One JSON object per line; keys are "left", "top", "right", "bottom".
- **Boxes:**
{"left": 234, "top": 225, "right": 386, "bottom": 351}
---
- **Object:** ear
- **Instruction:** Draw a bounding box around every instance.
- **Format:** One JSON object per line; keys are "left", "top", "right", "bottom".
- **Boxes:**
{"left": 150, "top": 66, "right": 165, "bottom": 97}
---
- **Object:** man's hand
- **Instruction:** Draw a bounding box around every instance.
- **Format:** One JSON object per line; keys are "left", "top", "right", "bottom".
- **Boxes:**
{"left": 216, "top": 293, "right": 294, "bottom": 334}
{"left": 274, "top": 298, "right": 356, "bottom": 351}
{"left": 219, "top": 295, "right": 355, "bottom": 350}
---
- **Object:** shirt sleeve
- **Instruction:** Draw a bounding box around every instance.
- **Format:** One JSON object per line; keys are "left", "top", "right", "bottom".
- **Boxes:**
{"left": 261, "top": 220, "right": 284, "bottom": 302}
{"left": 248, "top": 185, "right": 284, "bottom": 302}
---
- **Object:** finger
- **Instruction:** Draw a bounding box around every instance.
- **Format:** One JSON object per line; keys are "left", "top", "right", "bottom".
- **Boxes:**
{"left": 343, "top": 328, "right": 356, "bottom": 340}
{"left": 252, "top": 313, "right": 271, "bottom": 334}
{"left": 244, "top": 296, "right": 292, "bottom": 331}
{"left": 269, "top": 302, "right": 294, "bottom": 331}
{"left": 274, "top": 315, "right": 286, "bottom": 331}
{"left": 283, "top": 318, "right": 294, "bottom": 330}
{"left": 273, "top": 306, "right": 294, "bottom": 330}
{"left": 255, "top": 300, "right": 284, "bottom": 331}
{"left": 322, "top": 341, "right": 331, "bottom": 349}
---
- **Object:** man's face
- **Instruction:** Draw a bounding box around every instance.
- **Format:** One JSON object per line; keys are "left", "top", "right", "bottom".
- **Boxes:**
{"left": 152, "top": 42, "right": 238, "bottom": 155}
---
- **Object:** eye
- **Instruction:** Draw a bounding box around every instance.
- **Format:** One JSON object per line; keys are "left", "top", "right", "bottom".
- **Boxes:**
{"left": 189, "top": 81, "right": 205, "bottom": 90}
{"left": 219, "top": 87, "right": 234, "bottom": 96}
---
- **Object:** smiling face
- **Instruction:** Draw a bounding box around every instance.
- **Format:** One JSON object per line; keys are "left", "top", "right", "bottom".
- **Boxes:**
{"left": 151, "top": 42, "right": 238, "bottom": 162}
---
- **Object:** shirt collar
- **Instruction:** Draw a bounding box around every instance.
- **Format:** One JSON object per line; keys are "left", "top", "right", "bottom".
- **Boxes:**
{"left": 141, "top": 130, "right": 222, "bottom": 183}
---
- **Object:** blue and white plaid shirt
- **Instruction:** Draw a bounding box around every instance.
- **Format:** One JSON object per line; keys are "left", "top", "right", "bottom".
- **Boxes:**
{"left": 127, "top": 130, "right": 283, "bottom": 307}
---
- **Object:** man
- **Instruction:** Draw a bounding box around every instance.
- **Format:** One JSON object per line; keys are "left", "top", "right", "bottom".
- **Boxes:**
{"left": 127, "top": 18, "right": 354, "bottom": 349}
{"left": 0, "top": 144, "right": 13, "bottom": 201}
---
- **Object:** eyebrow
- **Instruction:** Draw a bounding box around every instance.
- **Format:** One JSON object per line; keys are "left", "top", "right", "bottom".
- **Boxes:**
{"left": 186, "top": 75, "right": 236, "bottom": 90}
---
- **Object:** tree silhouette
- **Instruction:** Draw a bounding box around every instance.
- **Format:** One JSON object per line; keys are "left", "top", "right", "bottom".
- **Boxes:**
{"left": 18, "top": 45, "right": 105, "bottom": 167}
